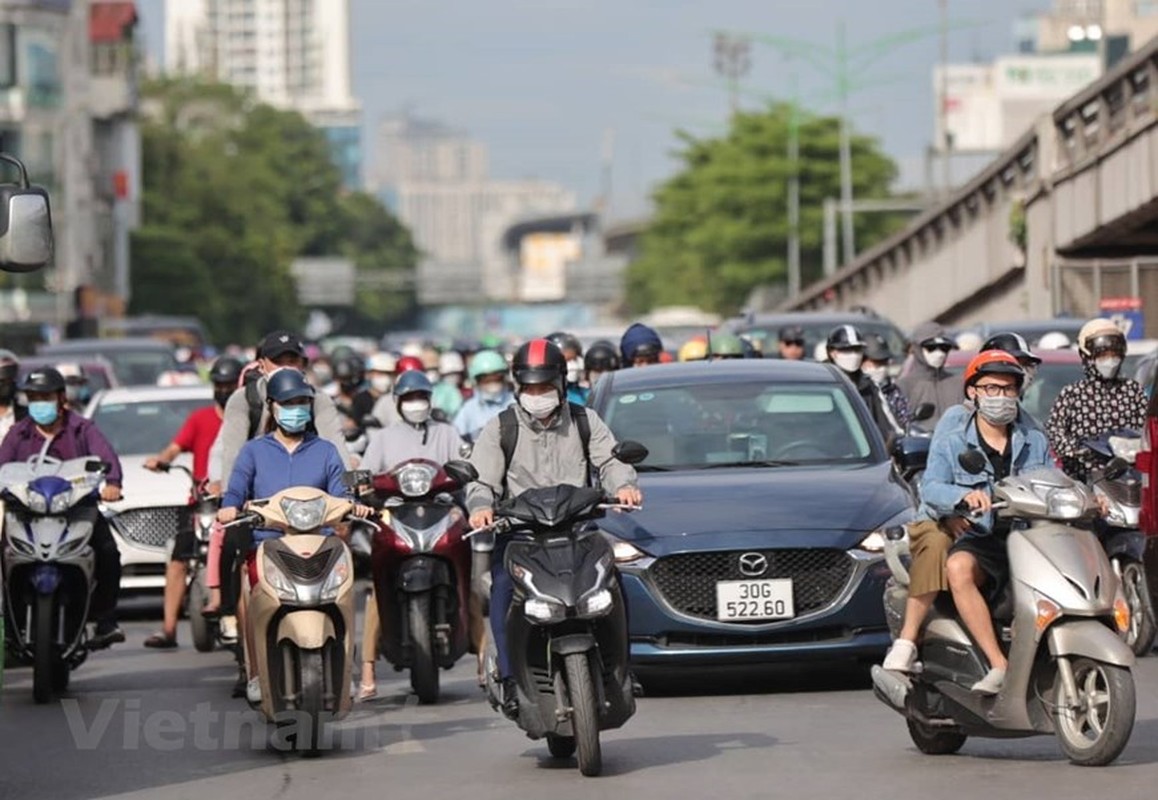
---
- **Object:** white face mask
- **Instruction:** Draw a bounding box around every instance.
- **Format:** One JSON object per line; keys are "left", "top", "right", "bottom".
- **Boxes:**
{"left": 923, "top": 347, "right": 949, "bottom": 370}
{"left": 400, "top": 398, "right": 431, "bottom": 424}
{"left": 370, "top": 375, "right": 393, "bottom": 394}
{"left": 832, "top": 351, "right": 864, "bottom": 374}
{"left": 478, "top": 380, "right": 506, "bottom": 402}
{"left": 566, "top": 357, "right": 584, "bottom": 385}
{"left": 519, "top": 391, "right": 560, "bottom": 419}
{"left": 863, "top": 364, "right": 888, "bottom": 386}
{"left": 1095, "top": 356, "right": 1122, "bottom": 380}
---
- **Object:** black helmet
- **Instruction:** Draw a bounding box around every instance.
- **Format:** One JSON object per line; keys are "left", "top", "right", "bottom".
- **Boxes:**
{"left": 266, "top": 368, "right": 314, "bottom": 404}
{"left": 20, "top": 367, "right": 65, "bottom": 394}
{"left": 981, "top": 332, "right": 1041, "bottom": 367}
{"left": 208, "top": 356, "right": 243, "bottom": 386}
{"left": 584, "top": 340, "right": 621, "bottom": 372}
{"left": 512, "top": 339, "right": 566, "bottom": 394}
{"left": 333, "top": 356, "right": 364, "bottom": 384}
{"left": 864, "top": 334, "right": 893, "bottom": 362}
{"left": 826, "top": 325, "right": 866, "bottom": 350}
{"left": 0, "top": 349, "right": 17, "bottom": 384}
{"left": 546, "top": 331, "right": 583, "bottom": 358}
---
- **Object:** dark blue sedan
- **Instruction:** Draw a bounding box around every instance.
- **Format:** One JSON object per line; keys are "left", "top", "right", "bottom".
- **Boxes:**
{"left": 590, "top": 360, "right": 916, "bottom": 670}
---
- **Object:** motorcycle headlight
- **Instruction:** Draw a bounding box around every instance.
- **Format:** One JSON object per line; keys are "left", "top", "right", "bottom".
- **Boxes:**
{"left": 396, "top": 464, "right": 437, "bottom": 498}
{"left": 48, "top": 490, "right": 72, "bottom": 514}
{"left": 279, "top": 496, "right": 327, "bottom": 532}
{"left": 1095, "top": 487, "right": 1130, "bottom": 527}
{"left": 1046, "top": 487, "right": 1086, "bottom": 519}
{"left": 261, "top": 553, "right": 298, "bottom": 601}
{"left": 578, "top": 588, "right": 614, "bottom": 618}
{"left": 524, "top": 597, "right": 566, "bottom": 623}
{"left": 1109, "top": 436, "right": 1141, "bottom": 464}
{"left": 197, "top": 512, "right": 216, "bottom": 534}
{"left": 319, "top": 550, "right": 352, "bottom": 602}
{"left": 25, "top": 491, "right": 47, "bottom": 514}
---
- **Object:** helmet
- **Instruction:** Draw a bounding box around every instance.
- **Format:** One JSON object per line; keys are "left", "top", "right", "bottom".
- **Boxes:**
{"left": 546, "top": 331, "right": 583, "bottom": 358}
{"left": 209, "top": 356, "right": 244, "bottom": 386}
{"left": 981, "top": 332, "right": 1041, "bottom": 366}
{"left": 1036, "top": 331, "right": 1072, "bottom": 350}
{"left": 396, "top": 355, "right": 425, "bottom": 375}
{"left": 266, "top": 368, "right": 315, "bottom": 403}
{"left": 679, "top": 338, "right": 709, "bottom": 362}
{"left": 0, "top": 349, "right": 17, "bottom": 384}
{"left": 365, "top": 352, "right": 396, "bottom": 373}
{"left": 964, "top": 350, "right": 1025, "bottom": 387}
{"left": 328, "top": 344, "right": 357, "bottom": 364}
{"left": 864, "top": 334, "right": 893, "bottom": 363}
{"left": 57, "top": 362, "right": 83, "bottom": 381}
{"left": 20, "top": 367, "right": 66, "bottom": 394}
{"left": 438, "top": 350, "right": 466, "bottom": 375}
{"left": 393, "top": 369, "right": 434, "bottom": 397}
{"left": 333, "top": 356, "right": 364, "bottom": 384}
{"left": 1077, "top": 318, "right": 1126, "bottom": 359}
{"left": 709, "top": 333, "right": 744, "bottom": 358}
{"left": 512, "top": 339, "right": 566, "bottom": 394}
{"left": 620, "top": 323, "right": 664, "bottom": 365}
{"left": 469, "top": 350, "right": 508, "bottom": 379}
{"left": 420, "top": 347, "right": 441, "bottom": 371}
{"left": 954, "top": 331, "right": 984, "bottom": 352}
{"left": 826, "top": 325, "right": 866, "bottom": 350}
{"left": 584, "top": 341, "right": 620, "bottom": 372}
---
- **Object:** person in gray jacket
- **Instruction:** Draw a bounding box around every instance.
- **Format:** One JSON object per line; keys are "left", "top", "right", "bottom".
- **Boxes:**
{"left": 466, "top": 338, "right": 641, "bottom": 718}
{"left": 897, "top": 321, "right": 960, "bottom": 432}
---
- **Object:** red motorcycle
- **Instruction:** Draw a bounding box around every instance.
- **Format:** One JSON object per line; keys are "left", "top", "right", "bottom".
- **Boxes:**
{"left": 370, "top": 459, "right": 473, "bottom": 703}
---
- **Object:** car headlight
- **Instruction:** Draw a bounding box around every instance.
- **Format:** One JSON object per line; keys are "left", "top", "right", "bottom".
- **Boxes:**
{"left": 279, "top": 496, "right": 327, "bottom": 531}
{"left": 261, "top": 553, "right": 299, "bottom": 601}
{"left": 602, "top": 533, "right": 646, "bottom": 564}
{"left": 524, "top": 597, "right": 566, "bottom": 623}
{"left": 858, "top": 531, "right": 887, "bottom": 552}
{"left": 1046, "top": 487, "right": 1086, "bottom": 519}
{"left": 397, "top": 463, "right": 437, "bottom": 498}
{"left": 319, "top": 550, "right": 352, "bottom": 602}
{"left": 48, "top": 490, "right": 72, "bottom": 515}
{"left": 856, "top": 510, "right": 916, "bottom": 554}
{"left": 578, "top": 588, "right": 614, "bottom": 618}
{"left": 25, "top": 491, "right": 47, "bottom": 514}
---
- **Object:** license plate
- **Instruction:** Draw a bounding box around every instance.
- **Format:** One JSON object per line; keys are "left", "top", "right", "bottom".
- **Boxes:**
{"left": 715, "top": 579, "right": 795, "bottom": 622}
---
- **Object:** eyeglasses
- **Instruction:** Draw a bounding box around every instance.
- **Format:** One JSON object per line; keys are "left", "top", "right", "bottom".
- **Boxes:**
{"left": 973, "top": 383, "right": 1019, "bottom": 398}
{"left": 923, "top": 344, "right": 953, "bottom": 353}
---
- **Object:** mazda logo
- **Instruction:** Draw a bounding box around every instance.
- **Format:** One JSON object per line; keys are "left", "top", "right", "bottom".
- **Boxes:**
{"left": 738, "top": 552, "right": 768, "bottom": 577}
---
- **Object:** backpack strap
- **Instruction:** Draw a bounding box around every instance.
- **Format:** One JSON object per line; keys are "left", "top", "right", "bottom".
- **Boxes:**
{"left": 569, "top": 403, "right": 592, "bottom": 484}
{"left": 497, "top": 404, "right": 594, "bottom": 496}
{"left": 245, "top": 380, "right": 264, "bottom": 440}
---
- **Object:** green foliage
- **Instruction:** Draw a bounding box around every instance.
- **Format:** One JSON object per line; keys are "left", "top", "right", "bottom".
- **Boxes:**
{"left": 130, "top": 77, "right": 418, "bottom": 345}
{"left": 1009, "top": 199, "right": 1027, "bottom": 255}
{"left": 627, "top": 105, "right": 902, "bottom": 314}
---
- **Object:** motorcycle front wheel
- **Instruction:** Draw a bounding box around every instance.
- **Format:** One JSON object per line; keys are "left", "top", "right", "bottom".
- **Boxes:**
{"left": 408, "top": 593, "right": 439, "bottom": 704}
{"left": 188, "top": 572, "right": 215, "bottom": 653}
{"left": 297, "top": 649, "right": 326, "bottom": 757}
{"left": 564, "top": 651, "right": 602, "bottom": 777}
{"left": 32, "top": 593, "right": 54, "bottom": 704}
{"left": 1120, "top": 562, "right": 1157, "bottom": 656}
{"left": 1054, "top": 657, "right": 1135, "bottom": 766}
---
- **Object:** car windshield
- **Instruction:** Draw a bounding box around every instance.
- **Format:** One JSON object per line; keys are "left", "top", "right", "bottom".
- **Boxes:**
{"left": 91, "top": 397, "right": 209, "bottom": 455}
{"left": 52, "top": 349, "right": 178, "bottom": 385}
{"left": 602, "top": 381, "right": 875, "bottom": 470}
{"left": 1021, "top": 362, "right": 1086, "bottom": 423}
{"left": 736, "top": 321, "right": 906, "bottom": 360}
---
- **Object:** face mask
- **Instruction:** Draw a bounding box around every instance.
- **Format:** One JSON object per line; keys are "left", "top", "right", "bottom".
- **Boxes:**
{"left": 566, "top": 358, "right": 584, "bottom": 385}
{"left": 28, "top": 400, "right": 59, "bottom": 427}
{"left": 400, "top": 399, "right": 431, "bottom": 424}
{"left": 977, "top": 395, "right": 1018, "bottom": 426}
{"left": 479, "top": 381, "right": 505, "bottom": 402}
{"left": 444, "top": 373, "right": 464, "bottom": 387}
{"left": 832, "top": 351, "right": 864, "bottom": 374}
{"left": 275, "top": 404, "right": 311, "bottom": 434}
{"left": 214, "top": 389, "right": 233, "bottom": 409}
{"left": 923, "top": 348, "right": 949, "bottom": 369}
{"left": 1095, "top": 356, "right": 1122, "bottom": 380}
{"left": 863, "top": 364, "right": 888, "bottom": 386}
{"left": 370, "top": 375, "right": 393, "bottom": 394}
{"left": 519, "top": 392, "right": 560, "bottom": 419}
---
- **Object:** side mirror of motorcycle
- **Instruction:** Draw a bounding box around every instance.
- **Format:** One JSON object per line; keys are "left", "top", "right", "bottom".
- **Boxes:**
{"left": 1103, "top": 457, "right": 1130, "bottom": 482}
{"left": 84, "top": 459, "right": 109, "bottom": 474}
{"left": 612, "top": 440, "right": 649, "bottom": 465}
{"left": 911, "top": 403, "right": 935, "bottom": 423}
{"left": 0, "top": 153, "right": 53, "bottom": 273}
{"left": 958, "top": 449, "right": 987, "bottom": 475}
{"left": 342, "top": 469, "right": 372, "bottom": 489}
{"left": 444, "top": 459, "right": 479, "bottom": 486}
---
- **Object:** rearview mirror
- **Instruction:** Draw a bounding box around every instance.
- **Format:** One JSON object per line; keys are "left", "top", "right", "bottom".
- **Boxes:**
{"left": 958, "top": 449, "right": 987, "bottom": 475}
{"left": 444, "top": 460, "right": 479, "bottom": 486}
{"left": 612, "top": 440, "right": 649, "bottom": 465}
{"left": 1103, "top": 457, "right": 1130, "bottom": 482}
{"left": 85, "top": 459, "right": 108, "bottom": 474}
{"left": 342, "top": 469, "right": 372, "bottom": 489}
{"left": 911, "top": 403, "right": 935, "bottom": 423}
{"left": 0, "top": 153, "right": 52, "bottom": 272}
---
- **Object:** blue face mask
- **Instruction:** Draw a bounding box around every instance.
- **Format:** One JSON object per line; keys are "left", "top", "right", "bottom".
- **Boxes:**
{"left": 275, "top": 404, "right": 311, "bottom": 434}
{"left": 28, "top": 401, "right": 59, "bottom": 427}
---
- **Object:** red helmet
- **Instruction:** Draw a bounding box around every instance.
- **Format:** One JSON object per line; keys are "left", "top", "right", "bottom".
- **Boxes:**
{"left": 395, "top": 355, "right": 424, "bottom": 375}
{"left": 512, "top": 339, "right": 566, "bottom": 394}
{"left": 964, "top": 350, "right": 1024, "bottom": 387}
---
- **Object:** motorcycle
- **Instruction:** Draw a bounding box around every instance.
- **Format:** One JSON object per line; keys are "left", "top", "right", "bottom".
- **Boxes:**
{"left": 890, "top": 402, "right": 935, "bottom": 488}
{"left": 872, "top": 450, "right": 1137, "bottom": 766}
{"left": 231, "top": 483, "right": 369, "bottom": 755}
{"left": 1085, "top": 429, "right": 1156, "bottom": 655}
{"left": 463, "top": 440, "right": 648, "bottom": 778}
{"left": 369, "top": 458, "right": 473, "bottom": 704}
{"left": 1, "top": 456, "right": 108, "bottom": 703}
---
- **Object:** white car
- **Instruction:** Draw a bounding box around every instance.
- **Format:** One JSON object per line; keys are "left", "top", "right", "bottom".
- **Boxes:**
{"left": 85, "top": 385, "right": 213, "bottom": 593}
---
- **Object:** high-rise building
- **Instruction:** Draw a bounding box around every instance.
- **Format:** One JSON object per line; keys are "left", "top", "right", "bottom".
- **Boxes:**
{"left": 1018, "top": 0, "right": 1158, "bottom": 64}
{"left": 164, "top": 0, "right": 362, "bottom": 188}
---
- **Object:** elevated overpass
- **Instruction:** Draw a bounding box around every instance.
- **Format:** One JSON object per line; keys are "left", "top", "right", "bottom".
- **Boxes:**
{"left": 781, "top": 36, "right": 1158, "bottom": 336}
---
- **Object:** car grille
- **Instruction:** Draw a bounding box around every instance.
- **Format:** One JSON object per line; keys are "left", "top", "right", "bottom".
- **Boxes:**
{"left": 648, "top": 549, "right": 855, "bottom": 623}
{"left": 112, "top": 507, "right": 186, "bottom": 549}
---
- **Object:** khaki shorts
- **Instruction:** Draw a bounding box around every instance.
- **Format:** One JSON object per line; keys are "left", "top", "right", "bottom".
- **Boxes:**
{"left": 908, "top": 518, "right": 955, "bottom": 596}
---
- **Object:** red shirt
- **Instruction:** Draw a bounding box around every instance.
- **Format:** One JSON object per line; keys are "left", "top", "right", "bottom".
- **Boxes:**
{"left": 172, "top": 406, "right": 223, "bottom": 481}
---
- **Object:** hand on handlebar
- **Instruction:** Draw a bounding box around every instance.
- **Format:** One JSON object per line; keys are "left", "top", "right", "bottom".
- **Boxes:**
{"left": 470, "top": 508, "right": 494, "bottom": 530}
{"left": 961, "top": 490, "right": 991, "bottom": 513}
{"left": 942, "top": 516, "right": 972, "bottom": 539}
{"left": 217, "top": 506, "right": 239, "bottom": 525}
{"left": 616, "top": 486, "right": 643, "bottom": 506}
{"left": 144, "top": 457, "right": 165, "bottom": 472}
{"left": 100, "top": 485, "right": 122, "bottom": 503}
{"left": 350, "top": 503, "right": 374, "bottom": 519}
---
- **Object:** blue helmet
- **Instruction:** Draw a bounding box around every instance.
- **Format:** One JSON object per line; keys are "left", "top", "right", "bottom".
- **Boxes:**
{"left": 266, "top": 368, "right": 314, "bottom": 403}
{"left": 393, "top": 369, "right": 434, "bottom": 397}
{"left": 620, "top": 323, "right": 663, "bottom": 365}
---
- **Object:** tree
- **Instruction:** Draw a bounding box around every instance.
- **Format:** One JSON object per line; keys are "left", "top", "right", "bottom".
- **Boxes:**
{"left": 626, "top": 104, "right": 902, "bottom": 314}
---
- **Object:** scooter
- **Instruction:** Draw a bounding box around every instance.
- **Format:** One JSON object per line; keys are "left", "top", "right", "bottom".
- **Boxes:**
{"left": 872, "top": 451, "right": 1137, "bottom": 766}
{"left": 462, "top": 441, "right": 648, "bottom": 778}
{"left": 890, "top": 402, "right": 935, "bottom": 489}
{"left": 1085, "top": 430, "right": 1156, "bottom": 655}
{"left": 230, "top": 484, "right": 367, "bottom": 755}
{"left": 1, "top": 456, "right": 107, "bottom": 704}
{"left": 369, "top": 458, "right": 472, "bottom": 704}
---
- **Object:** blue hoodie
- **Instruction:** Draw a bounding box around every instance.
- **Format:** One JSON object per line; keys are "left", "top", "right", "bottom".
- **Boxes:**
{"left": 620, "top": 323, "right": 663, "bottom": 364}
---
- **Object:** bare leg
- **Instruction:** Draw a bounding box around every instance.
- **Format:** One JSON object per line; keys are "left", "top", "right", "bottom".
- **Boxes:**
{"left": 898, "top": 591, "right": 937, "bottom": 643}
{"left": 161, "top": 561, "right": 188, "bottom": 638}
{"left": 947, "top": 552, "right": 1007, "bottom": 670}
{"left": 360, "top": 591, "right": 380, "bottom": 694}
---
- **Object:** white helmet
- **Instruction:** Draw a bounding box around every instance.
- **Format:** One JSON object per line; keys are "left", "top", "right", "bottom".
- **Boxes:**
{"left": 1077, "top": 318, "right": 1125, "bottom": 358}
{"left": 954, "top": 331, "right": 984, "bottom": 352}
{"left": 1036, "top": 331, "right": 1072, "bottom": 350}
{"left": 439, "top": 350, "right": 465, "bottom": 375}
{"left": 366, "top": 352, "right": 396, "bottom": 373}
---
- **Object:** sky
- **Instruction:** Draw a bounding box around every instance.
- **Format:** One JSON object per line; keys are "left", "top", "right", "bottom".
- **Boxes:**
{"left": 135, "top": 0, "right": 1051, "bottom": 220}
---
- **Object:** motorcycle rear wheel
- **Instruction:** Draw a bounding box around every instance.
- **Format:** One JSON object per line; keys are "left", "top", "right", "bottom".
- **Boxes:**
{"left": 32, "top": 594, "right": 54, "bottom": 704}
{"left": 1121, "top": 562, "right": 1157, "bottom": 656}
{"left": 1054, "top": 657, "right": 1135, "bottom": 766}
{"left": 564, "top": 651, "right": 602, "bottom": 777}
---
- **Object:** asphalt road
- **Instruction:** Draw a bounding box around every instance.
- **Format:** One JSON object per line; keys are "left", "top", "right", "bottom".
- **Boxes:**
{"left": 2, "top": 599, "right": 1158, "bottom": 800}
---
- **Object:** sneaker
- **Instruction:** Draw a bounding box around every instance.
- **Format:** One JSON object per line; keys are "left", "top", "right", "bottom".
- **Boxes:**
{"left": 882, "top": 639, "right": 918, "bottom": 673}
{"left": 246, "top": 676, "right": 262, "bottom": 704}
{"left": 971, "top": 667, "right": 1006, "bottom": 696}
{"left": 219, "top": 615, "right": 238, "bottom": 644}
{"left": 88, "top": 621, "right": 126, "bottom": 650}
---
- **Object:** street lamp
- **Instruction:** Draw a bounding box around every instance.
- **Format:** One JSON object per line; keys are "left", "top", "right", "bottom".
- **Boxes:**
{"left": 713, "top": 33, "right": 752, "bottom": 116}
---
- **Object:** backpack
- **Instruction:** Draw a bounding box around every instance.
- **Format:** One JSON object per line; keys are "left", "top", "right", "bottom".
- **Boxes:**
{"left": 498, "top": 403, "right": 591, "bottom": 495}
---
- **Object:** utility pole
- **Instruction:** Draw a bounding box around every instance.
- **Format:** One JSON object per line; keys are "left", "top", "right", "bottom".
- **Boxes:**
{"left": 713, "top": 33, "right": 751, "bottom": 116}
{"left": 787, "top": 71, "right": 801, "bottom": 299}
{"left": 836, "top": 21, "right": 855, "bottom": 266}
{"left": 939, "top": 0, "right": 952, "bottom": 196}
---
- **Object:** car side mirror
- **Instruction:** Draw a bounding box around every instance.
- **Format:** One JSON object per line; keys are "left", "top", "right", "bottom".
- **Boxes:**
{"left": 1103, "top": 457, "right": 1130, "bottom": 482}
{"left": 0, "top": 153, "right": 52, "bottom": 272}
{"left": 612, "top": 440, "right": 649, "bottom": 465}
{"left": 444, "top": 459, "right": 479, "bottom": 486}
{"left": 342, "top": 469, "right": 372, "bottom": 489}
{"left": 958, "top": 449, "right": 987, "bottom": 475}
{"left": 911, "top": 403, "right": 935, "bottom": 423}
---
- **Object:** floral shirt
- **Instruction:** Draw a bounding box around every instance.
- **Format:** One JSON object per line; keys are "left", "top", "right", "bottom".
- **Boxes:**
{"left": 1045, "top": 362, "right": 1147, "bottom": 482}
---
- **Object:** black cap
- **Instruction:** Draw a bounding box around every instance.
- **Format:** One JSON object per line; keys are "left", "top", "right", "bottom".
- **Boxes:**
{"left": 258, "top": 330, "right": 305, "bottom": 360}
{"left": 864, "top": 334, "right": 892, "bottom": 362}
{"left": 779, "top": 325, "right": 806, "bottom": 343}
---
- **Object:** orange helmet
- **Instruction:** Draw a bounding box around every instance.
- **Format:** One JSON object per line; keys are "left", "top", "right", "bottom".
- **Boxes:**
{"left": 963, "top": 349, "right": 1024, "bottom": 388}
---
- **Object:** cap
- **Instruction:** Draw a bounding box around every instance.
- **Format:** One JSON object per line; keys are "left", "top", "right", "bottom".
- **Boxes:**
{"left": 258, "top": 330, "right": 306, "bottom": 360}
{"left": 778, "top": 325, "right": 806, "bottom": 344}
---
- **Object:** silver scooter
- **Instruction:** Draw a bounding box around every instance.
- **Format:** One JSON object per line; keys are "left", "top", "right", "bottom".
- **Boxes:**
{"left": 872, "top": 451, "right": 1137, "bottom": 766}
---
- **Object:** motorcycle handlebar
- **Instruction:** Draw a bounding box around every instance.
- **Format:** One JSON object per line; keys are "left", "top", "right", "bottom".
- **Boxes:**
{"left": 464, "top": 502, "right": 641, "bottom": 538}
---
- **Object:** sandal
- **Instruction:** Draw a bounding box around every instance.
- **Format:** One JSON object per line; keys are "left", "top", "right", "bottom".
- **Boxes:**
{"left": 144, "top": 632, "right": 178, "bottom": 649}
{"left": 357, "top": 682, "right": 378, "bottom": 701}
